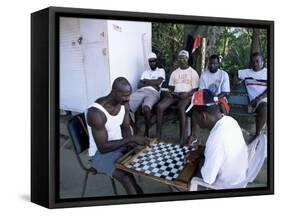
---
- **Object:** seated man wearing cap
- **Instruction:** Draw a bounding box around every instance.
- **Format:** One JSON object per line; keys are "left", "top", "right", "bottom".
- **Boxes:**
{"left": 186, "top": 54, "right": 230, "bottom": 146}
{"left": 129, "top": 52, "right": 165, "bottom": 137}
{"left": 184, "top": 89, "right": 248, "bottom": 188}
{"left": 156, "top": 50, "right": 199, "bottom": 144}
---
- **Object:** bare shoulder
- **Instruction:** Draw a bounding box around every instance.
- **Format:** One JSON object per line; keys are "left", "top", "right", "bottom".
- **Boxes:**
{"left": 87, "top": 107, "right": 106, "bottom": 129}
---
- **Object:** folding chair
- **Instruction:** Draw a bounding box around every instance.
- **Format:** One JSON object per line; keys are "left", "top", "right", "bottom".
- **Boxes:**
{"left": 189, "top": 134, "right": 267, "bottom": 191}
{"left": 67, "top": 113, "right": 118, "bottom": 197}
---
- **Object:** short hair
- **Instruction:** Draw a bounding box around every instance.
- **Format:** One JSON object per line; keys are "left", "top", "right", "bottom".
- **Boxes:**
{"left": 251, "top": 52, "right": 264, "bottom": 60}
{"left": 112, "top": 77, "right": 131, "bottom": 91}
{"left": 193, "top": 104, "right": 220, "bottom": 115}
{"left": 209, "top": 54, "right": 220, "bottom": 62}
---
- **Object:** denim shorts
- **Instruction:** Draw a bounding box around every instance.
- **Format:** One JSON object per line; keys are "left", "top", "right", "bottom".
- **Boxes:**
{"left": 90, "top": 147, "right": 127, "bottom": 177}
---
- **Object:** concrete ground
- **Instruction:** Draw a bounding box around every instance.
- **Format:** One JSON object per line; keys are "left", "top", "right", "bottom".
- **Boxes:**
{"left": 59, "top": 110, "right": 267, "bottom": 199}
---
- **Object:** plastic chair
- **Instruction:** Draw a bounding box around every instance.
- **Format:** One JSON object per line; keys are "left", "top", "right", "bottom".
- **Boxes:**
{"left": 67, "top": 113, "right": 118, "bottom": 197}
{"left": 189, "top": 134, "right": 267, "bottom": 191}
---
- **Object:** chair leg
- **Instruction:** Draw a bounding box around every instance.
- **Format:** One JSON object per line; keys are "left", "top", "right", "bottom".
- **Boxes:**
{"left": 138, "top": 175, "right": 142, "bottom": 183}
{"left": 81, "top": 171, "right": 89, "bottom": 197}
{"left": 110, "top": 177, "right": 118, "bottom": 195}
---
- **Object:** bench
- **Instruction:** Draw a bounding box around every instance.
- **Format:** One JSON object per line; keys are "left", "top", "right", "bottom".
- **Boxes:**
{"left": 228, "top": 81, "right": 255, "bottom": 117}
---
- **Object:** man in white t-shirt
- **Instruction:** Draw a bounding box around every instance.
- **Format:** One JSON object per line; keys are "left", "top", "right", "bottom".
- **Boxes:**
{"left": 129, "top": 52, "right": 165, "bottom": 137}
{"left": 237, "top": 52, "right": 267, "bottom": 141}
{"left": 156, "top": 50, "right": 199, "bottom": 144}
{"left": 184, "top": 89, "right": 248, "bottom": 188}
{"left": 186, "top": 54, "right": 230, "bottom": 146}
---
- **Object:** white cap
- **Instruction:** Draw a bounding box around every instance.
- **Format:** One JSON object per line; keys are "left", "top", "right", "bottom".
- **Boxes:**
{"left": 178, "top": 50, "right": 189, "bottom": 58}
{"left": 147, "top": 52, "right": 157, "bottom": 60}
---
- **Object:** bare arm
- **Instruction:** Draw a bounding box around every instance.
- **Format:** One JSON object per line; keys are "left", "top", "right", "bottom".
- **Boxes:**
{"left": 121, "top": 103, "right": 133, "bottom": 138}
{"left": 138, "top": 77, "right": 164, "bottom": 90}
{"left": 177, "top": 88, "right": 198, "bottom": 99}
{"left": 87, "top": 107, "right": 149, "bottom": 153}
{"left": 87, "top": 108, "right": 133, "bottom": 153}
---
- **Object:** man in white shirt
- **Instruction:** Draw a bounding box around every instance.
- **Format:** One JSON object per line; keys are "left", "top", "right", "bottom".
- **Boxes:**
{"left": 186, "top": 54, "right": 230, "bottom": 146}
{"left": 156, "top": 50, "right": 199, "bottom": 144}
{"left": 129, "top": 53, "right": 165, "bottom": 137}
{"left": 184, "top": 89, "right": 248, "bottom": 188}
{"left": 237, "top": 52, "right": 267, "bottom": 141}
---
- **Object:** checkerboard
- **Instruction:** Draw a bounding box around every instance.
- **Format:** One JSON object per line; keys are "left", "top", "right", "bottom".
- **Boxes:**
{"left": 126, "top": 142, "right": 195, "bottom": 181}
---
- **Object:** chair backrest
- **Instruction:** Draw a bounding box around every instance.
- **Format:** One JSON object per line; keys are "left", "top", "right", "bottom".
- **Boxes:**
{"left": 246, "top": 134, "right": 267, "bottom": 183}
{"left": 67, "top": 113, "right": 89, "bottom": 155}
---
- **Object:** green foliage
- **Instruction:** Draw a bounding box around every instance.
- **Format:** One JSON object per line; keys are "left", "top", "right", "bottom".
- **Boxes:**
{"left": 152, "top": 23, "right": 268, "bottom": 77}
{"left": 214, "top": 27, "right": 267, "bottom": 76}
{"left": 152, "top": 22, "right": 185, "bottom": 72}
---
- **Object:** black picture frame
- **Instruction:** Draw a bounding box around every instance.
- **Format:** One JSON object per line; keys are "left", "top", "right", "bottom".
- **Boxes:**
{"left": 31, "top": 6, "right": 274, "bottom": 208}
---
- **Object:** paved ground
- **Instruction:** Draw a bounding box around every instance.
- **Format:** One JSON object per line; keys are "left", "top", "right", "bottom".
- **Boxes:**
{"left": 59, "top": 111, "right": 267, "bottom": 199}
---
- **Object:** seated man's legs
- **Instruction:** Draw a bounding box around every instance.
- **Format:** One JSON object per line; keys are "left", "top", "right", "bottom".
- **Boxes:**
{"left": 90, "top": 147, "right": 143, "bottom": 195}
{"left": 129, "top": 90, "right": 146, "bottom": 132}
{"left": 129, "top": 90, "right": 145, "bottom": 113}
{"left": 142, "top": 89, "right": 160, "bottom": 137}
{"left": 255, "top": 101, "right": 267, "bottom": 137}
{"left": 185, "top": 111, "right": 199, "bottom": 146}
{"left": 156, "top": 95, "right": 178, "bottom": 139}
{"left": 177, "top": 98, "right": 191, "bottom": 144}
{"left": 113, "top": 169, "right": 143, "bottom": 195}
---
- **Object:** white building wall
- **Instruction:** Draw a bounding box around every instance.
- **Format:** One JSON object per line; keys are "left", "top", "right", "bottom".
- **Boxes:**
{"left": 60, "top": 18, "right": 152, "bottom": 112}
{"left": 79, "top": 19, "right": 111, "bottom": 108}
{"left": 60, "top": 17, "right": 88, "bottom": 112}
{"left": 107, "top": 20, "right": 152, "bottom": 91}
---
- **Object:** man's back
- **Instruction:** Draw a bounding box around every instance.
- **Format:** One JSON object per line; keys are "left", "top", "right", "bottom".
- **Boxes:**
{"left": 201, "top": 115, "right": 248, "bottom": 188}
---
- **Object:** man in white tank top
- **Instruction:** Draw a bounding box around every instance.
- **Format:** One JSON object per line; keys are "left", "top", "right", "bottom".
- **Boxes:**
{"left": 87, "top": 77, "right": 149, "bottom": 195}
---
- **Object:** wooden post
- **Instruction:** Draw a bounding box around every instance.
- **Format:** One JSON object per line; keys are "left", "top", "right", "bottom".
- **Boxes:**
{"left": 201, "top": 38, "right": 206, "bottom": 73}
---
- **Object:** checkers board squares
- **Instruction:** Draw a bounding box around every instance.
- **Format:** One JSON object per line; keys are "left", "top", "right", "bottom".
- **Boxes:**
{"left": 127, "top": 142, "right": 195, "bottom": 181}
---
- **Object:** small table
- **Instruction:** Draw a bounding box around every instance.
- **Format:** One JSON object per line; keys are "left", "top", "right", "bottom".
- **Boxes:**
{"left": 115, "top": 139, "right": 200, "bottom": 190}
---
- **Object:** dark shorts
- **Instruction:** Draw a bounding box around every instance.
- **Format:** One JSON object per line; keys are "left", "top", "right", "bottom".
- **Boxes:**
{"left": 90, "top": 147, "right": 127, "bottom": 177}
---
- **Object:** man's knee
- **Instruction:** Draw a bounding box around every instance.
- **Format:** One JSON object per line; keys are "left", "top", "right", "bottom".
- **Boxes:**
{"left": 113, "top": 169, "right": 132, "bottom": 181}
{"left": 142, "top": 105, "right": 151, "bottom": 114}
{"left": 177, "top": 102, "right": 189, "bottom": 113}
{"left": 157, "top": 102, "right": 166, "bottom": 113}
{"left": 119, "top": 173, "right": 133, "bottom": 184}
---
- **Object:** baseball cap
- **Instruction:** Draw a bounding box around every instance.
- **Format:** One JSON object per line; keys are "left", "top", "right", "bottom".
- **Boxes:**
{"left": 185, "top": 89, "right": 218, "bottom": 113}
{"left": 147, "top": 52, "right": 157, "bottom": 60}
{"left": 178, "top": 50, "right": 189, "bottom": 58}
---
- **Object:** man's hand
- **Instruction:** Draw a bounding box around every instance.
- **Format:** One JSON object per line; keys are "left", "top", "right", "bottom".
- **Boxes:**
{"left": 178, "top": 92, "right": 189, "bottom": 100}
{"left": 250, "top": 97, "right": 259, "bottom": 108}
{"left": 184, "top": 148, "right": 203, "bottom": 165}
{"left": 129, "top": 135, "right": 150, "bottom": 146}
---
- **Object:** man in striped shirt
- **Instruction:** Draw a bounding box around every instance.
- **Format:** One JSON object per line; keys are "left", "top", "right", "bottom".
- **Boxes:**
{"left": 238, "top": 52, "right": 267, "bottom": 140}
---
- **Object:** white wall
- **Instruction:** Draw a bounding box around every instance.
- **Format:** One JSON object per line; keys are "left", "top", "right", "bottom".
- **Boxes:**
{"left": 60, "top": 18, "right": 151, "bottom": 111}
{"left": 79, "top": 18, "right": 111, "bottom": 108}
{"left": 60, "top": 17, "right": 88, "bottom": 112}
{"left": 107, "top": 20, "right": 152, "bottom": 91}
